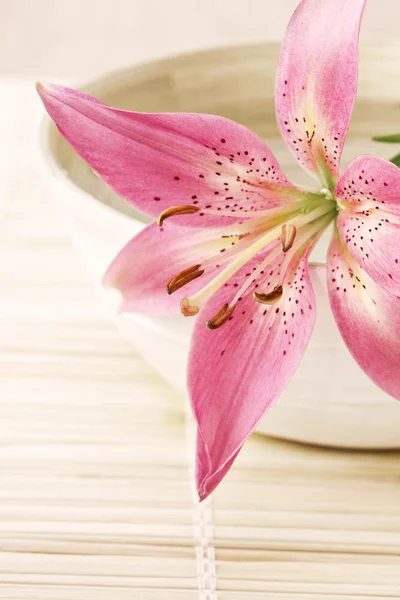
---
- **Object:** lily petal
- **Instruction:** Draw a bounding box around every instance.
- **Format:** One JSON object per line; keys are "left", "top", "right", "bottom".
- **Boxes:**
{"left": 195, "top": 432, "right": 240, "bottom": 501}
{"left": 37, "top": 82, "right": 299, "bottom": 227}
{"left": 188, "top": 248, "right": 316, "bottom": 500}
{"left": 328, "top": 232, "right": 400, "bottom": 401}
{"left": 336, "top": 155, "right": 400, "bottom": 296}
{"left": 336, "top": 155, "right": 400, "bottom": 215}
{"left": 275, "top": 0, "right": 366, "bottom": 186}
{"left": 103, "top": 220, "right": 270, "bottom": 315}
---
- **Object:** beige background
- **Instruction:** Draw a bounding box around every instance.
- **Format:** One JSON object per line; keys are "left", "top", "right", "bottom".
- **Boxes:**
{"left": 2, "top": 2, "right": 400, "bottom": 599}
{"left": 1, "top": 0, "right": 400, "bottom": 79}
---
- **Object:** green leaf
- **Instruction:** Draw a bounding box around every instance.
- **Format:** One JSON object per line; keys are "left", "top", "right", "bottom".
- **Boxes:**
{"left": 373, "top": 133, "right": 400, "bottom": 143}
{"left": 389, "top": 152, "right": 400, "bottom": 167}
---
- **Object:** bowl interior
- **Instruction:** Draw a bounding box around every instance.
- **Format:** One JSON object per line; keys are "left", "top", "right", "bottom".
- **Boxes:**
{"left": 48, "top": 43, "right": 400, "bottom": 251}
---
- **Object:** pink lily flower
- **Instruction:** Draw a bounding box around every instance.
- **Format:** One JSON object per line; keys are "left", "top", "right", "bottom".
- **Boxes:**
{"left": 37, "top": 0, "right": 400, "bottom": 501}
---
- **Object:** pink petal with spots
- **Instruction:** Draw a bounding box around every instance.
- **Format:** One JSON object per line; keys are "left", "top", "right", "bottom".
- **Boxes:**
{"left": 336, "top": 156, "right": 400, "bottom": 296}
{"left": 276, "top": 0, "right": 366, "bottom": 185}
{"left": 188, "top": 249, "right": 316, "bottom": 500}
{"left": 103, "top": 221, "right": 264, "bottom": 315}
{"left": 328, "top": 232, "right": 400, "bottom": 401}
{"left": 336, "top": 155, "right": 400, "bottom": 215}
{"left": 37, "top": 82, "right": 299, "bottom": 228}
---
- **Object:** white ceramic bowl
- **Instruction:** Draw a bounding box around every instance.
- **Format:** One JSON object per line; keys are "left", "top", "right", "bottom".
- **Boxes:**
{"left": 39, "top": 44, "right": 400, "bottom": 448}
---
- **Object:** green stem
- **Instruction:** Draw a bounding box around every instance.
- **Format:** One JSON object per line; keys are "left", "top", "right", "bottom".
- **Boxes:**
{"left": 389, "top": 152, "right": 400, "bottom": 167}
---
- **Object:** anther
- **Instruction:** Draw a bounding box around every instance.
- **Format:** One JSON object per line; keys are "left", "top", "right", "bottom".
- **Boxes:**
{"left": 166, "top": 264, "right": 204, "bottom": 295}
{"left": 206, "top": 303, "right": 237, "bottom": 330}
{"left": 157, "top": 205, "right": 200, "bottom": 227}
{"left": 253, "top": 285, "right": 283, "bottom": 305}
{"left": 281, "top": 224, "right": 296, "bottom": 253}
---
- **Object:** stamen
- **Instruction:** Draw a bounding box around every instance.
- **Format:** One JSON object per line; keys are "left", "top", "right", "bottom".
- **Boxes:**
{"left": 206, "top": 303, "right": 237, "bottom": 330}
{"left": 157, "top": 205, "right": 200, "bottom": 227}
{"left": 180, "top": 202, "right": 334, "bottom": 315}
{"left": 281, "top": 224, "right": 296, "bottom": 252}
{"left": 166, "top": 264, "right": 204, "bottom": 295}
{"left": 229, "top": 244, "right": 282, "bottom": 308}
{"left": 274, "top": 212, "right": 335, "bottom": 289}
{"left": 236, "top": 211, "right": 335, "bottom": 310}
{"left": 201, "top": 200, "right": 305, "bottom": 221}
{"left": 254, "top": 285, "right": 283, "bottom": 305}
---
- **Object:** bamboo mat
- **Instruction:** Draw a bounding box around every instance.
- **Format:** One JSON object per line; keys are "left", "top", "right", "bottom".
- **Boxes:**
{"left": 1, "top": 80, "right": 400, "bottom": 600}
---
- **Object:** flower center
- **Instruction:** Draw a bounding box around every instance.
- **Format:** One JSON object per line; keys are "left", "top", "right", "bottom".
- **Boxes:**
{"left": 320, "top": 187, "right": 335, "bottom": 202}
{"left": 161, "top": 192, "right": 336, "bottom": 327}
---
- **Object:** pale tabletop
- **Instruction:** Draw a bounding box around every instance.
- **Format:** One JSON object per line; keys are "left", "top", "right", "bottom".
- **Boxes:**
{"left": 1, "top": 80, "right": 400, "bottom": 600}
